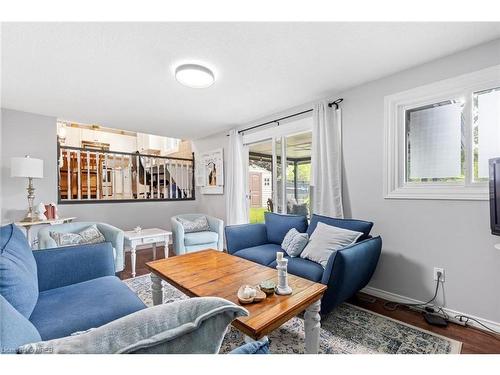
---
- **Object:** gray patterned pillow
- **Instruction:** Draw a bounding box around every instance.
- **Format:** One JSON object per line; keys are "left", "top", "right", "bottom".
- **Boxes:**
{"left": 286, "top": 232, "right": 309, "bottom": 257}
{"left": 281, "top": 228, "right": 308, "bottom": 257}
{"left": 49, "top": 225, "right": 106, "bottom": 247}
{"left": 77, "top": 225, "right": 106, "bottom": 244}
{"left": 49, "top": 232, "right": 82, "bottom": 247}
{"left": 281, "top": 228, "right": 298, "bottom": 250}
{"left": 177, "top": 216, "right": 210, "bottom": 233}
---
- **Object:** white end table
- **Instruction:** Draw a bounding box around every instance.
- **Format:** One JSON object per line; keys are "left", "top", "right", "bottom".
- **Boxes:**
{"left": 123, "top": 228, "right": 171, "bottom": 278}
{"left": 15, "top": 217, "right": 77, "bottom": 249}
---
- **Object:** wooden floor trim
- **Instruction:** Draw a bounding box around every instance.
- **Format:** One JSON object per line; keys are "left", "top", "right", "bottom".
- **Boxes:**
{"left": 362, "top": 285, "right": 500, "bottom": 334}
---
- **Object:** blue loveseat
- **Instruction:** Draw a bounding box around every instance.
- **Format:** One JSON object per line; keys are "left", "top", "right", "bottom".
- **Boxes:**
{"left": 225, "top": 213, "right": 382, "bottom": 314}
{"left": 0, "top": 223, "right": 146, "bottom": 350}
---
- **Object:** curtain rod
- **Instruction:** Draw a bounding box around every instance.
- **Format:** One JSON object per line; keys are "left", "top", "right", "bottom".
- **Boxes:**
{"left": 227, "top": 98, "right": 343, "bottom": 137}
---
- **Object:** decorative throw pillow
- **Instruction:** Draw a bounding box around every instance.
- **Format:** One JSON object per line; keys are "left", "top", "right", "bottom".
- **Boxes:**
{"left": 0, "top": 224, "right": 39, "bottom": 319}
{"left": 281, "top": 228, "right": 298, "bottom": 250}
{"left": 280, "top": 228, "right": 309, "bottom": 257}
{"left": 77, "top": 225, "right": 106, "bottom": 245}
{"left": 286, "top": 232, "right": 309, "bottom": 257}
{"left": 49, "top": 225, "right": 106, "bottom": 247}
{"left": 300, "top": 222, "right": 362, "bottom": 268}
{"left": 177, "top": 216, "right": 210, "bottom": 233}
{"left": 49, "top": 232, "right": 82, "bottom": 247}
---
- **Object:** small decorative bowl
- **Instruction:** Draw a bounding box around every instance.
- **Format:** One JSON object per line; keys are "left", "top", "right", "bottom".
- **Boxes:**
{"left": 237, "top": 285, "right": 266, "bottom": 304}
{"left": 259, "top": 280, "right": 276, "bottom": 296}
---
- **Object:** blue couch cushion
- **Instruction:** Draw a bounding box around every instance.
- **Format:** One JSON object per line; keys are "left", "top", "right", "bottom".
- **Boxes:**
{"left": 29, "top": 276, "right": 146, "bottom": 340}
{"left": 264, "top": 212, "right": 308, "bottom": 245}
{"left": 0, "top": 224, "right": 38, "bottom": 318}
{"left": 184, "top": 231, "right": 218, "bottom": 246}
{"left": 0, "top": 294, "right": 41, "bottom": 353}
{"left": 307, "top": 214, "right": 374, "bottom": 241}
{"left": 269, "top": 256, "right": 324, "bottom": 282}
{"left": 233, "top": 244, "right": 282, "bottom": 266}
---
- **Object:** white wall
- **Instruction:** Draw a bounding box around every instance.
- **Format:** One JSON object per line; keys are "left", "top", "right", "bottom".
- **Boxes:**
{"left": 340, "top": 39, "right": 500, "bottom": 324}
{"left": 194, "top": 39, "right": 500, "bottom": 324}
{"left": 1, "top": 110, "right": 58, "bottom": 221}
{"left": 192, "top": 132, "right": 229, "bottom": 222}
{"left": 1, "top": 108, "right": 198, "bottom": 232}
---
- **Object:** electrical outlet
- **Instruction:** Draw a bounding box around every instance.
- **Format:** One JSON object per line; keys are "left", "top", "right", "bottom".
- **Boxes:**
{"left": 433, "top": 267, "right": 445, "bottom": 282}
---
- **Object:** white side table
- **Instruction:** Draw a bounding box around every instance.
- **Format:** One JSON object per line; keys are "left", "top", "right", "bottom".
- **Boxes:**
{"left": 15, "top": 217, "right": 77, "bottom": 249}
{"left": 123, "top": 228, "right": 171, "bottom": 278}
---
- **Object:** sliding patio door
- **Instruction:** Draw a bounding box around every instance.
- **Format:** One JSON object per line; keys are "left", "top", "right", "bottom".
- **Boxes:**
{"left": 284, "top": 131, "right": 312, "bottom": 216}
{"left": 244, "top": 115, "right": 312, "bottom": 223}
{"left": 247, "top": 139, "right": 274, "bottom": 223}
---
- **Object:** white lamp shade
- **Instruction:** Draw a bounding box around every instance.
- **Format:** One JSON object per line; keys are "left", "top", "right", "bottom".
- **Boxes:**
{"left": 10, "top": 157, "right": 44, "bottom": 179}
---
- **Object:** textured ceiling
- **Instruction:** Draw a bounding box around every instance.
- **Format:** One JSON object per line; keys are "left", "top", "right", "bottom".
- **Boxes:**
{"left": 2, "top": 22, "right": 500, "bottom": 139}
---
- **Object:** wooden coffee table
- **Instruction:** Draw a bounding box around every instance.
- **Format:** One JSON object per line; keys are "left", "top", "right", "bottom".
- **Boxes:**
{"left": 145, "top": 249, "right": 327, "bottom": 353}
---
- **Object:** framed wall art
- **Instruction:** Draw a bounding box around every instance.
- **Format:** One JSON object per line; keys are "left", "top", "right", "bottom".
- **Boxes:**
{"left": 196, "top": 148, "right": 224, "bottom": 195}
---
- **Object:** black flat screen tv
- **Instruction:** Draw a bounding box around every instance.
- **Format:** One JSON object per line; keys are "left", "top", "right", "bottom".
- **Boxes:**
{"left": 489, "top": 157, "right": 500, "bottom": 235}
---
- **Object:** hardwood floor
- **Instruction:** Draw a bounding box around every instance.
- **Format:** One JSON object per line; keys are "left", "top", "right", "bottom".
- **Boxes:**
{"left": 119, "top": 245, "right": 173, "bottom": 280}
{"left": 119, "top": 246, "right": 500, "bottom": 354}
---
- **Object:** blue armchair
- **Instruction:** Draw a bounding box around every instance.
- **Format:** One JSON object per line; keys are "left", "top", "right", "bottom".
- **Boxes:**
{"left": 171, "top": 214, "right": 224, "bottom": 255}
{"left": 37, "top": 222, "right": 125, "bottom": 272}
{"left": 225, "top": 213, "right": 382, "bottom": 314}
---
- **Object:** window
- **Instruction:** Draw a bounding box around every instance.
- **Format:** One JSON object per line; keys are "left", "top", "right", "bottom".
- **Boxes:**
{"left": 384, "top": 65, "right": 500, "bottom": 200}
{"left": 406, "top": 100, "right": 464, "bottom": 183}
{"left": 473, "top": 87, "right": 500, "bottom": 182}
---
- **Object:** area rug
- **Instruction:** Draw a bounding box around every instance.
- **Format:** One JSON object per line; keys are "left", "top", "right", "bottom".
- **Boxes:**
{"left": 124, "top": 275, "right": 462, "bottom": 354}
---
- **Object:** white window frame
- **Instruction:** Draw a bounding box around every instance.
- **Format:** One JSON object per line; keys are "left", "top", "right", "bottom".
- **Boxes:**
{"left": 384, "top": 65, "right": 500, "bottom": 200}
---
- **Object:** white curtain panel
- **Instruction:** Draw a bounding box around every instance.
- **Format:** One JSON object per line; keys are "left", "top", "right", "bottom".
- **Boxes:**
{"left": 225, "top": 129, "right": 249, "bottom": 225}
{"left": 311, "top": 101, "right": 344, "bottom": 218}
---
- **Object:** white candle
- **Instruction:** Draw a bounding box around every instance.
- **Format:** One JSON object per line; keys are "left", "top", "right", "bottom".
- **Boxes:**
{"left": 277, "top": 252, "right": 284, "bottom": 261}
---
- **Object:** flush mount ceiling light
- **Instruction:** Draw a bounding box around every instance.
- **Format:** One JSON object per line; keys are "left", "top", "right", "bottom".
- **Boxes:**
{"left": 175, "top": 64, "right": 215, "bottom": 88}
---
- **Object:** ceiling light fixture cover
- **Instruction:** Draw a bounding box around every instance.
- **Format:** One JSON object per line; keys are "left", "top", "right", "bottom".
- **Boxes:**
{"left": 175, "top": 64, "right": 215, "bottom": 88}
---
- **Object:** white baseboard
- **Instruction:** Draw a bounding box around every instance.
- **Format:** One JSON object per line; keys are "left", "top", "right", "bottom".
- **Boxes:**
{"left": 361, "top": 285, "right": 500, "bottom": 334}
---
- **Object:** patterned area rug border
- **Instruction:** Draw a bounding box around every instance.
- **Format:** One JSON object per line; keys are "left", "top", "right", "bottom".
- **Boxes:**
{"left": 344, "top": 303, "right": 462, "bottom": 354}
{"left": 124, "top": 274, "right": 462, "bottom": 354}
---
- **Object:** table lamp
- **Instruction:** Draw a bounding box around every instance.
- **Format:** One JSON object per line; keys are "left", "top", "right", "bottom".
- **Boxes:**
{"left": 11, "top": 156, "right": 44, "bottom": 222}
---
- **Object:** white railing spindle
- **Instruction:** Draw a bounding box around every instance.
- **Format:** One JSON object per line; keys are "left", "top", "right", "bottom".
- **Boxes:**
{"left": 66, "top": 151, "right": 71, "bottom": 200}
{"left": 87, "top": 151, "right": 91, "bottom": 199}
{"left": 77, "top": 150, "right": 81, "bottom": 200}
{"left": 96, "top": 152, "right": 100, "bottom": 199}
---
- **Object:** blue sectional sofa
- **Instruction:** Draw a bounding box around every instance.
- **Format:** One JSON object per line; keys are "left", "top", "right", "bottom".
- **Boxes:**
{"left": 1, "top": 223, "right": 268, "bottom": 354}
{"left": 0, "top": 223, "right": 146, "bottom": 350}
{"left": 225, "top": 213, "right": 382, "bottom": 314}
